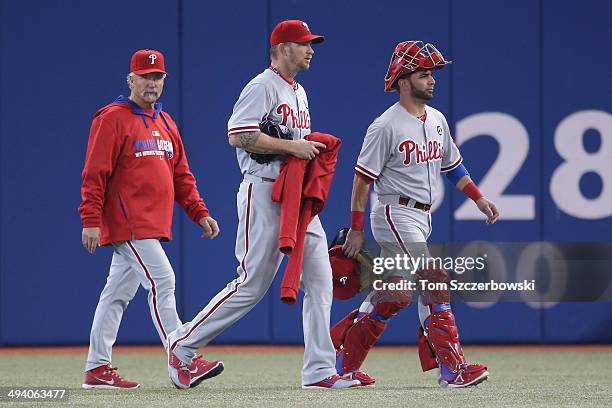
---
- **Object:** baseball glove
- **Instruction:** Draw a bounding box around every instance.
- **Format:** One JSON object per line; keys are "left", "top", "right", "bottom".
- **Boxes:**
{"left": 249, "top": 118, "right": 292, "bottom": 164}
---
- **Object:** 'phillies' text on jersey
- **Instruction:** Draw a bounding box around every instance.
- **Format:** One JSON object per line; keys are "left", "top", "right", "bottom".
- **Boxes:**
{"left": 398, "top": 139, "right": 445, "bottom": 165}
{"left": 276, "top": 103, "right": 310, "bottom": 129}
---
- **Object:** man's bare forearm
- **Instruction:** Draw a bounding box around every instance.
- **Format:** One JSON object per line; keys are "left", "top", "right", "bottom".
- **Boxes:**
{"left": 229, "top": 131, "right": 294, "bottom": 154}
{"left": 351, "top": 174, "right": 371, "bottom": 211}
{"left": 455, "top": 175, "right": 471, "bottom": 190}
{"left": 234, "top": 131, "right": 262, "bottom": 151}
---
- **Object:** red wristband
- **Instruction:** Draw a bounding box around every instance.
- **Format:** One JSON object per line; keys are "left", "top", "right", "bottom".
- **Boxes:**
{"left": 351, "top": 211, "right": 365, "bottom": 231}
{"left": 462, "top": 181, "right": 484, "bottom": 202}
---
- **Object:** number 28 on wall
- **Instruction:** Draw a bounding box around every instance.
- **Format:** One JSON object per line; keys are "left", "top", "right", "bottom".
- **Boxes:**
{"left": 443, "top": 110, "right": 612, "bottom": 220}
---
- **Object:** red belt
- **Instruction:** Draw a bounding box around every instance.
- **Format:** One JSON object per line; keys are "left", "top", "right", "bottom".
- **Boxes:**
{"left": 398, "top": 196, "right": 432, "bottom": 212}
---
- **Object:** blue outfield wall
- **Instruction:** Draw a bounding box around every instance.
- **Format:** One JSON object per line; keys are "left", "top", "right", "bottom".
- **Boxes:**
{"left": 0, "top": 0, "right": 610, "bottom": 346}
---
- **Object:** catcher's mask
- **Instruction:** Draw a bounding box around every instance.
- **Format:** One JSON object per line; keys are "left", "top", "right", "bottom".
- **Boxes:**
{"left": 384, "top": 41, "right": 451, "bottom": 92}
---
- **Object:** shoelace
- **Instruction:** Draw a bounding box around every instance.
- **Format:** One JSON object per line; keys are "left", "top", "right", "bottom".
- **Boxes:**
{"left": 191, "top": 355, "right": 205, "bottom": 366}
{"left": 104, "top": 366, "right": 124, "bottom": 380}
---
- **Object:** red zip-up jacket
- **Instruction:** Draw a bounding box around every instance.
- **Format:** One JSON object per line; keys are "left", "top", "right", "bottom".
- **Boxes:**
{"left": 271, "top": 132, "right": 342, "bottom": 304}
{"left": 79, "top": 96, "right": 209, "bottom": 245}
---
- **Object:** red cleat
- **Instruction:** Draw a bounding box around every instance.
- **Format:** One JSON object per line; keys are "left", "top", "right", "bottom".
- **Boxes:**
{"left": 168, "top": 350, "right": 191, "bottom": 389}
{"left": 343, "top": 371, "right": 376, "bottom": 387}
{"left": 438, "top": 363, "right": 489, "bottom": 388}
{"left": 302, "top": 374, "right": 360, "bottom": 389}
{"left": 82, "top": 364, "right": 140, "bottom": 389}
{"left": 188, "top": 355, "right": 224, "bottom": 388}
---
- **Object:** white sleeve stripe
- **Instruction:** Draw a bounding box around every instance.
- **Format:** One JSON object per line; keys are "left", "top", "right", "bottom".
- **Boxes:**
{"left": 355, "top": 164, "right": 378, "bottom": 180}
{"left": 440, "top": 156, "right": 463, "bottom": 172}
{"left": 227, "top": 125, "right": 261, "bottom": 136}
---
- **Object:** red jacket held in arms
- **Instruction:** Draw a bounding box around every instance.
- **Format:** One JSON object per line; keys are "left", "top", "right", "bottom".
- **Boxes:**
{"left": 271, "top": 132, "right": 342, "bottom": 304}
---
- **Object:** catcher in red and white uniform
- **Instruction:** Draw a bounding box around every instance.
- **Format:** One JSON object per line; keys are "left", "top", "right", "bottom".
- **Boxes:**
{"left": 331, "top": 41, "right": 499, "bottom": 388}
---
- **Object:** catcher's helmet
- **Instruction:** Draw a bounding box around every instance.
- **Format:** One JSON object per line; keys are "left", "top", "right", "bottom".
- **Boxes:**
{"left": 329, "top": 245, "right": 360, "bottom": 300}
{"left": 329, "top": 228, "right": 360, "bottom": 300}
{"left": 384, "top": 41, "right": 451, "bottom": 92}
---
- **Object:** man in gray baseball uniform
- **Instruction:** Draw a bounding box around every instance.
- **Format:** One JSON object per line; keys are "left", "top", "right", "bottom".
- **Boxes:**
{"left": 331, "top": 41, "right": 499, "bottom": 388}
{"left": 165, "top": 20, "right": 361, "bottom": 390}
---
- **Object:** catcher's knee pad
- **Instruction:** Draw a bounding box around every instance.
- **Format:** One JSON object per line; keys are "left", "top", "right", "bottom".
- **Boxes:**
{"left": 371, "top": 276, "right": 412, "bottom": 319}
{"left": 336, "top": 313, "right": 387, "bottom": 374}
{"left": 416, "top": 267, "right": 451, "bottom": 304}
{"left": 330, "top": 309, "right": 359, "bottom": 350}
{"left": 424, "top": 307, "right": 466, "bottom": 373}
{"left": 372, "top": 298, "right": 410, "bottom": 320}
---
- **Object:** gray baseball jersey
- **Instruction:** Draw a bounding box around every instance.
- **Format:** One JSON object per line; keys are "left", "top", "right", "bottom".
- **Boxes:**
{"left": 227, "top": 68, "right": 311, "bottom": 179}
{"left": 355, "top": 103, "right": 462, "bottom": 204}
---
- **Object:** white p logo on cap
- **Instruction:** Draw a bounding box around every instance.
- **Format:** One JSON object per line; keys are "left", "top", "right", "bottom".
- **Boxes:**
{"left": 149, "top": 54, "right": 157, "bottom": 65}
{"left": 340, "top": 276, "right": 348, "bottom": 285}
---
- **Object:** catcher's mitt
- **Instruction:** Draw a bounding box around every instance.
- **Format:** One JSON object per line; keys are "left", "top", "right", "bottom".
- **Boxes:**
{"left": 249, "top": 118, "right": 292, "bottom": 164}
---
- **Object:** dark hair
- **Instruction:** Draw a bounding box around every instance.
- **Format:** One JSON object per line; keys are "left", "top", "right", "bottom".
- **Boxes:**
{"left": 394, "top": 72, "right": 414, "bottom": 91}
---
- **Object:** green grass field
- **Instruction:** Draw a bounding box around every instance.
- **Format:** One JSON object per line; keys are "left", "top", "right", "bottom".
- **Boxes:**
{"left": 0, "top": 346, "right": 610, "bottom": 407}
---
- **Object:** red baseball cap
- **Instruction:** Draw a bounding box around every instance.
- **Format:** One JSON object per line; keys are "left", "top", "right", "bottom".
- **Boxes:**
{"left": 329, "top": 245, "right": 360, "bottom": 300}
{"left": 270, "top": 20, "right": 325, "bottom": 46}
{"left": 130, "top": 49, "right": 167, "bottom": 75}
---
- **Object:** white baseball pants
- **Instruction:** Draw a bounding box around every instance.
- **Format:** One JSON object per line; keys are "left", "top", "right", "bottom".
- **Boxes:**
{"left": 85, "top": 239, "right": 181, "bottom": 371}
{"left": 168, "top": 177, "right": 337, "bottom": 385}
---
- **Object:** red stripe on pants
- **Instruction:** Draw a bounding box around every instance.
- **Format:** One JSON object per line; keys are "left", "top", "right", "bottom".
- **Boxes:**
{"left": 385, "top": 204, "right": 410, "bottom": 255}
{"left": 170, "top": 182, "right": 253, "bottom": 350}
{"left": 127, "top": 241, "right": 167, "bottom": 339}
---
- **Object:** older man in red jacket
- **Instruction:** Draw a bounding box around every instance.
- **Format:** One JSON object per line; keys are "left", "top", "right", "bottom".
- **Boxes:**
{"left": 78, "top": 49, "right": 223, "bottom": 390}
